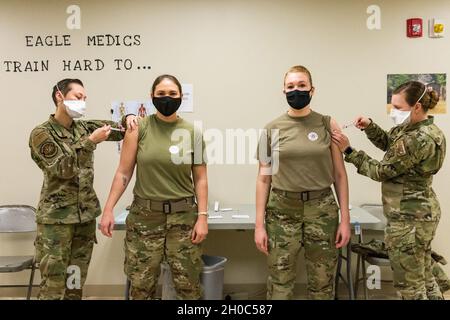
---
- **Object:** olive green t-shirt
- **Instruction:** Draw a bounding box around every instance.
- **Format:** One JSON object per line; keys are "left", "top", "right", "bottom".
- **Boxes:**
{"left": 257, "top": 111, "right": 334, "bottom": 192}
{"left": 133, "top": 114, "right": 207, "bottom": 200}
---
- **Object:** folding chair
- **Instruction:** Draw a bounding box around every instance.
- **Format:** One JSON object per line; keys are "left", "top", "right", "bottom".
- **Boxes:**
{"left": 0, "top": 205, "right": 38, "bottom": 299}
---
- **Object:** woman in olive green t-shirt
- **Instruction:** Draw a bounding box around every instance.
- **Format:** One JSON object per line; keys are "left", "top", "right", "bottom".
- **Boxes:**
{"left": 255, "top": 65, "right": 351, "bottom": 300}
{"left": 100, "top": 75, "right": 208, "bottom": 300}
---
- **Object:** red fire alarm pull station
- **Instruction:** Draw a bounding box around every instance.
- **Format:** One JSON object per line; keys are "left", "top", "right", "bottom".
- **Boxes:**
{"left": 407, "top": 18, "right": 423, "bottom": 37}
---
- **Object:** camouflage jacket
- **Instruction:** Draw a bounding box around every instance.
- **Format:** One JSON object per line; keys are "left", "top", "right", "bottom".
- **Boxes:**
{"left": 345, "top": 117, "right": 446, "bottom": 221}
{"left": 29, "top": 115, "right": 123, "bottom": 224}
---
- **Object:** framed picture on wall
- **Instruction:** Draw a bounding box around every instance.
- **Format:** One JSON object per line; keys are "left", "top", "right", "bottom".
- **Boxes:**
{"left": 387, "top": 73, "right": 447, "bottom": 114}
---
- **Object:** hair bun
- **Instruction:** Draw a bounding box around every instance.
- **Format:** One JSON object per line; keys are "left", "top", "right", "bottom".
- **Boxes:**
{"left": 427, "top": 89, "right": 439, "bottom": 110}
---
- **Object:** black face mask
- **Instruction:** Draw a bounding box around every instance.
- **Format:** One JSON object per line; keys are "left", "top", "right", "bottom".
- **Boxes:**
{"left": 152, "top": 96, "right": 182, "bottom": 117}
{"left": 286, "top": 89, "right": 312, "bottom": 110}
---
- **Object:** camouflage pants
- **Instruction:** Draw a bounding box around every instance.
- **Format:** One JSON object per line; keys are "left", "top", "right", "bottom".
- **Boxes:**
{"left": 265, "top": 189, "right": 339, "bottom": 300}
{"left": 124, "top": 200, "right": 203, "bottom": 300}
{"left": 385, "top": 219, "right": 442, "bottom": 300}
{"left": 35, "top": 220, "right": 96, "bottom": 300}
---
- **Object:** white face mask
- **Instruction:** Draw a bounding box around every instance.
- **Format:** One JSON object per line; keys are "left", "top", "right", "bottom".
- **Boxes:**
{"left": 389, "top": 108, "right": 411, "bottom": 126}
{"left": 389, "top": 84, "right": 427, "bottom": 126}
{"left": 56, "top": 84, "right": 86, "bottom": 118}
{"left": 63, "top": 100, "right": 86, "bottom": 119}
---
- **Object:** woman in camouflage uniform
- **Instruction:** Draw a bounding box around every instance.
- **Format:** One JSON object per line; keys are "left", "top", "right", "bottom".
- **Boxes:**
{"left": 100, "top": 75, "right": 208, "bottom": 300}
{"left": 255, "top": 65, "right": 351, "bottom": 300}
{"left": 333, "top": 81, "right": 446, "bottom": 299}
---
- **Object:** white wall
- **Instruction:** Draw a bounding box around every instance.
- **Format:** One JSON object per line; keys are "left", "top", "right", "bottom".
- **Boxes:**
{"left": 1, "top": 0, "right": 449, "bottom": 287}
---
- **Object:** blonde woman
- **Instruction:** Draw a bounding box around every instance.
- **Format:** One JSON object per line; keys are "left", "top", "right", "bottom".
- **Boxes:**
{"left": 255, "top": 65, "right": 351, "bottom": 300}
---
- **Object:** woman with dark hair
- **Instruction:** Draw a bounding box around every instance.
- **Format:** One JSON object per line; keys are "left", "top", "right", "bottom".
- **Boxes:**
{"left": 332, "top": 81, "right": 446, "bottom": 300}
{"left": 100, "top": 75, "right": 208, "bottom": 300}
{"left": 30, "top": 78, "right": 137, "bottom": 300}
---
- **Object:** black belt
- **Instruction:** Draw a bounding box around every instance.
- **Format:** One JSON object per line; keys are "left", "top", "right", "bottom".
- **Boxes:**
{"left": 133, "top": 195, "right": 196, "bottom": 214}
{"left": 272, "top": 187, "right": 332, "bottom": 201}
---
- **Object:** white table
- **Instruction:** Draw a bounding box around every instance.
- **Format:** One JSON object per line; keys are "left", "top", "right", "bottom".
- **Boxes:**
{"left": 112, "top": 204, "right": 378, "bottom": 230}
{"left": 112, "top": 204, "right": 256, "bottom": 230}
{"left": 345, "top": 206, "right": 381, "bottom": 228}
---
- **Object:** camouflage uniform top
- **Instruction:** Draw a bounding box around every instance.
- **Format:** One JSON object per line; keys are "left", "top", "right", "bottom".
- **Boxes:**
{"left": 29, "top": 115, "right": 124, "bottom": 224}
{"left": 345, "top": 116, "right": 446, "bottom": 221}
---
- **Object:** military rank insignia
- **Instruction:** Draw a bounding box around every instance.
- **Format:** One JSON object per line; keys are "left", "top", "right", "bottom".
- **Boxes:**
{"left": 40, "top": 141, "right": 58, "bottom": 158}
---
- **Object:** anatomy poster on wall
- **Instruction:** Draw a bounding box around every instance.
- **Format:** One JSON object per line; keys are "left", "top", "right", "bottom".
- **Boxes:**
{"left": 111, "top": 84, "right": 194, "bottom": 122}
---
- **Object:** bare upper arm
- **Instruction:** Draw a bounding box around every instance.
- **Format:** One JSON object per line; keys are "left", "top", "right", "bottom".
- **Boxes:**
{"left": 192, "top": 164, "right": 207, "bottom": 183}
{"left": 117, "top": 128, "right": 138, "bottom": 176}
{"left": 330, "top": 118, "right": 342, "bottom": 134}
{"left": 330, "top": 137, "right": 347, "bottom": 179}
{"left": 258, "top": 161, "right": 272, "bottom": 184}
{"left": 328, "top": 118, "right": 345, "bottom": 173}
